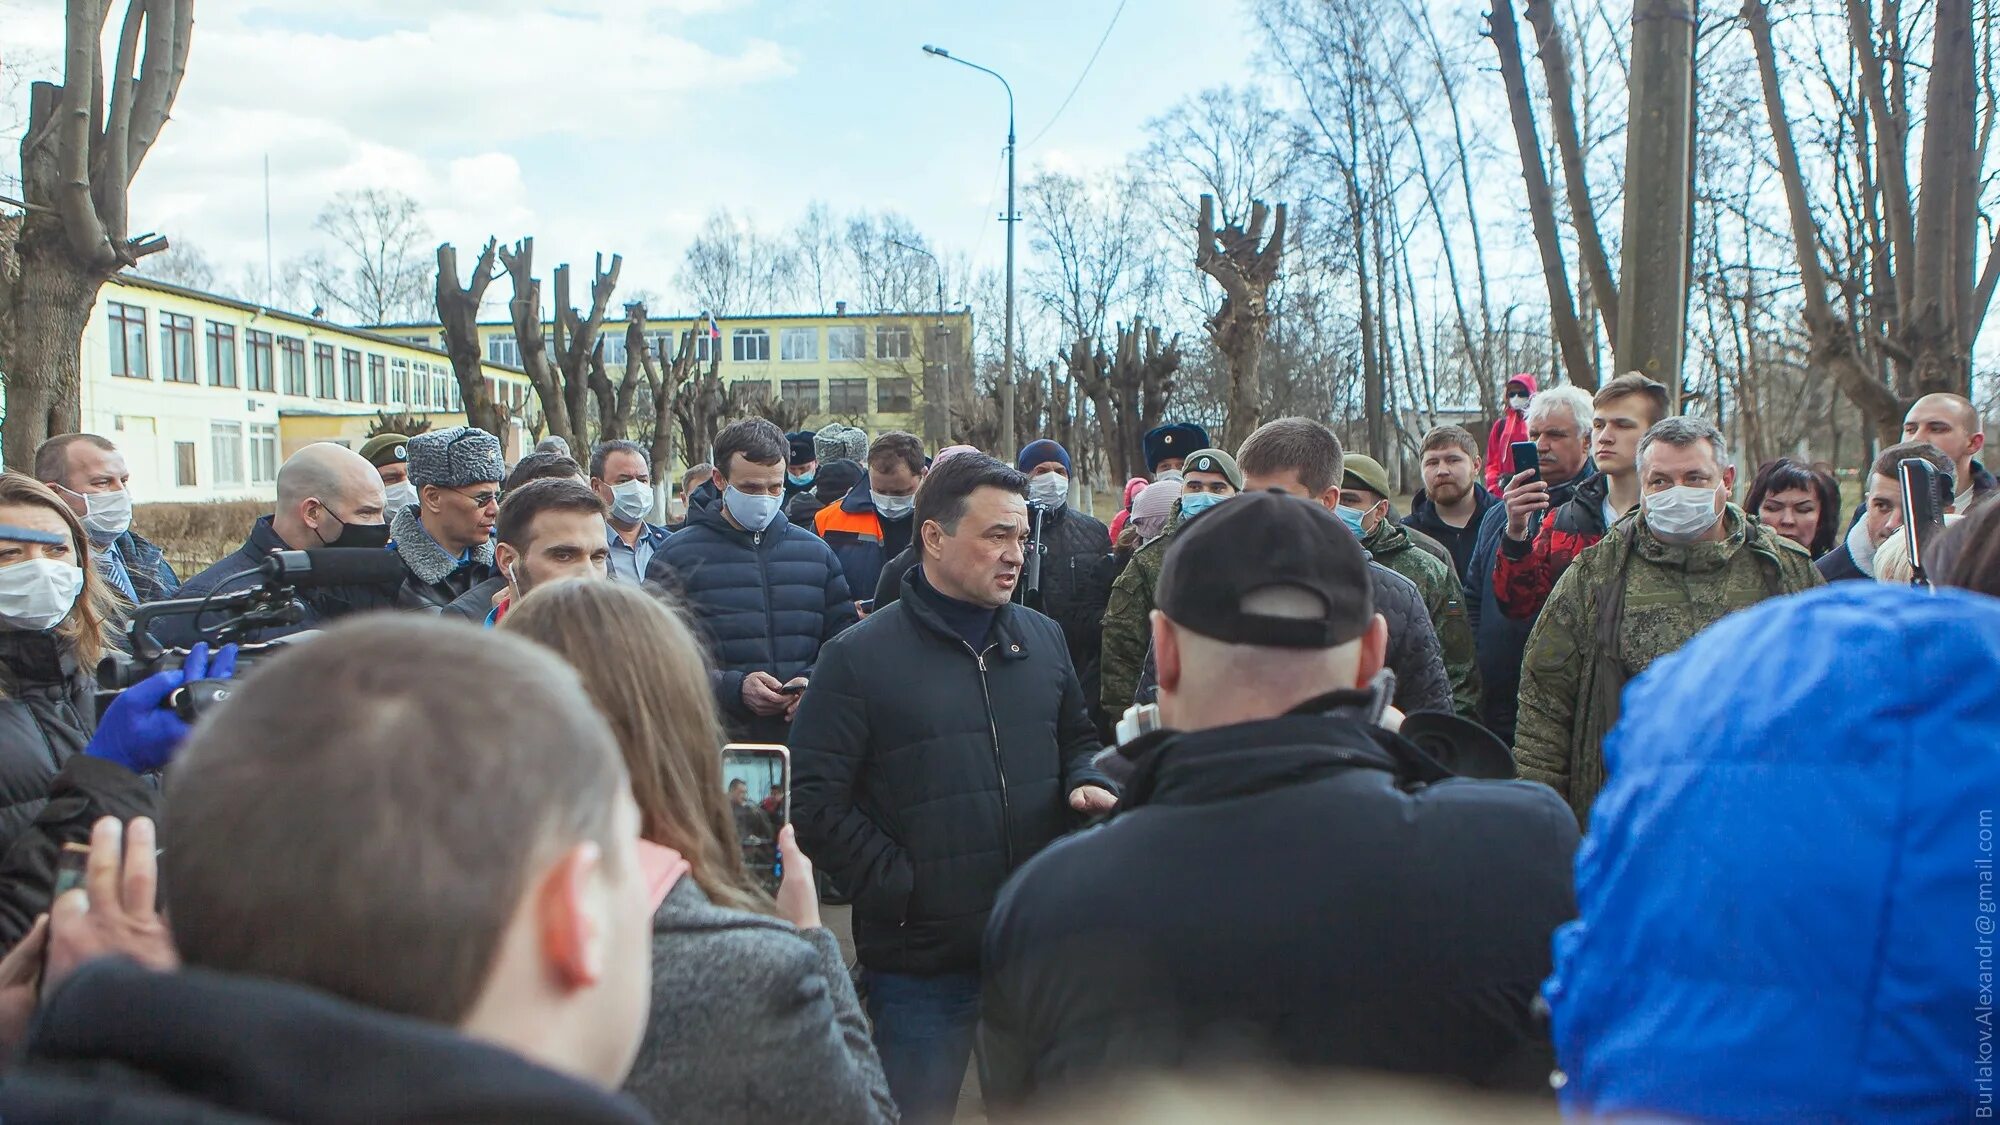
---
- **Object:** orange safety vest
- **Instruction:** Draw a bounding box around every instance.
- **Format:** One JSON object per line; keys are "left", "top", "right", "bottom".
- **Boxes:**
{"left": 815, "top": 502, "right": 882, "bottom": 544}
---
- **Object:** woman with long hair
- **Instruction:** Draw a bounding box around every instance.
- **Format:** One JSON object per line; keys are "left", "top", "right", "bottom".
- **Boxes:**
{"left": 0, "top": 472, "right": 125, "bottom": 857}
{"left": 1746, "top": 457, "right": 1842, "bottom": 558}
{"left": 503, "top": 580, "right": 893, "bottom": 1124}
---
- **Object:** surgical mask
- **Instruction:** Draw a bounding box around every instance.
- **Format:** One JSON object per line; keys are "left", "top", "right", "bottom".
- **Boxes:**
{"left": 69, "top": 487, "right": 131, "bottom": 544}
{"left": 609, "top": 480, "right": 654, "bottom": 526}
{"left": 1027, "top": 473, "right": 1069, "bottom": 509}
{"left": 873, "top": 491, "right": 915, "bottom": 520}
{"left": 1644, "top": 484, "right": 1723, "bottom": 542}
{"left": 0, "top": 559, "right": 84, "bottom": 632}
{"left": 722, "top": 486, "right": 781, "bottom": 532}
{"left": 1335, "top": 506, "right": 1368, "bottom": 536}
{"left": 788, "top": 471, "right": 815, "bottom": 489}
{"left": 1178, "top": 491, "right": 1226, "bottom": 518}
{"left": 384, "top": 481, "right": 419, "bottom": 512}
{"left": 1509, "top": 394, "right": 1531, "bottom": 412}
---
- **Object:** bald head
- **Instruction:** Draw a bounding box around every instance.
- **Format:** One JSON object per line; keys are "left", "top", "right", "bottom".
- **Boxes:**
{"left": 273, "top": 443, "right": 388, "bottom": 549}
{"left": 1903, "top": 393, "right": 1986, "bottom": 491}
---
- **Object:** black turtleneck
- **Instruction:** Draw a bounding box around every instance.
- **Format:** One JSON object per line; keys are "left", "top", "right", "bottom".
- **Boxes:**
{"left": 912, "top": 566, "right": 997, "bottom": 652}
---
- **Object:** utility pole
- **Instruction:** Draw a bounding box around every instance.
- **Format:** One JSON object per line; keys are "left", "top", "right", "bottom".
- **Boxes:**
{"left": 1615, "top": 0, "right": 1697, "bottom": 407}
{"left": 923, "top": 44, "right": 1017, "bottom": 454}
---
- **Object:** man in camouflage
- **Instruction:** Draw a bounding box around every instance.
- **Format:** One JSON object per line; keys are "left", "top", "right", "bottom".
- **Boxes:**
{"left": 1100, "top": 449, "right": 1241, "bottom": 717}
{"left": 1339, "top": 454, "right": 1481, "bottom": 720}
{"left": 1515, "top": 417, "right": 1821, "bottom": 826}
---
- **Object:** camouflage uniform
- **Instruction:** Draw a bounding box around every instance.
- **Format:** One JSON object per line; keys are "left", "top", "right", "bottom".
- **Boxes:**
{"left": 1515, "top": 505, "right": 1821, "bottom": 825}
{"left": 1099, "top": 508, "right": 1184, "bottom": 717}
{"left": 1361, "top": 518, "right": 1481, "bottom": 721}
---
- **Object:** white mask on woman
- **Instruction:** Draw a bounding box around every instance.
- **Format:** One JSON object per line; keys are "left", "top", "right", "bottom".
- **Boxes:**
{"left": 0, "top": 559, "right": 85, "bottom": 632}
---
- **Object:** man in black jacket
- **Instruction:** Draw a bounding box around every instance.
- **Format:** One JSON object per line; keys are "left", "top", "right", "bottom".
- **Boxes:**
{"left": 980, "top": 492, "right": 1580, "bottom": 1108}
{"left": 1014, "top": 439, "right": 1116, "bottom": 732}
{"left": 792, "top": 453, "right": 1115, "bottom": 1125}
{"left": 0, "top": 618, "right": 657, "bottom": 1122}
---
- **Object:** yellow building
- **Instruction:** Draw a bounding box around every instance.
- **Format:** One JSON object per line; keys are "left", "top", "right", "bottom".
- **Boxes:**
{"left": 377, "top": 306, "right": 975, "bottom": 455}
{"left": 73, "top": 275, "right": 537, "bottom": 501}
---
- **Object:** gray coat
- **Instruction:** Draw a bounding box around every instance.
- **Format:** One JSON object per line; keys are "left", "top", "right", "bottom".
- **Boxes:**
{"left": 622, "top": 878, "right": 896, "bottom": 1124}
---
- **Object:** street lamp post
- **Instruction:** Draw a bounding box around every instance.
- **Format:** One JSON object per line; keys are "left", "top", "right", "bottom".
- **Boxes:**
{"left": 922, "top": 44, "right": 1016, "bottom": 456}
{"left": 890, "top": 238, "right": 950, "bottom": 447}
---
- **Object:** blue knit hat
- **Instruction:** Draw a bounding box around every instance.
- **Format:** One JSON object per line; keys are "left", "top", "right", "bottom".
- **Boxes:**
{"left": 1017, "top": 438, "right": 1071, "bottom": 475}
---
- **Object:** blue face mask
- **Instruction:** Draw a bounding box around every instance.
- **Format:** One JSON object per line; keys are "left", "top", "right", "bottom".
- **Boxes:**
{"left": 1178, "top": 492, "right": 1227, "bottom": 518}
{"left": 1336, "top": 506, "right": 1368, "bottom": 536}
{"left": 787, "top": 472, "right": 815, "bottom": 488}
{"left": 722, "top": 487, "right": 781, "bottom": 532}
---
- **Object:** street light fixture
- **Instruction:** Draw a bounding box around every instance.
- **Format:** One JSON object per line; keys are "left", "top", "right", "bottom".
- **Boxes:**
{"left": 890, "top": 238, "right": 951, "bottom": 445}
{"left": 921, "top": 43, "right": 1018, "bottom": 456}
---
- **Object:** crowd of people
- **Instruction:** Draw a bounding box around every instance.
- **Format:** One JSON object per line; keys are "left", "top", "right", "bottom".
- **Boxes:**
{"left": 0, "top": 381, "right": 1987, "bottom": 1123}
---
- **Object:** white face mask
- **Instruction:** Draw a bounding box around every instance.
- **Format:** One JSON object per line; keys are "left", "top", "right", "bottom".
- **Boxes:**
{"left": 384, "top": 481, "right": 419, "bottom": 512}
{"left": 69, "top": 487, "right": 132, "bottom": 544}
{"left": 0, "top": 558, "right": 85, "bottom": 633}
{"left": 1644, "top": 484, "right": 1724, "bottom": 542}
{"left": 1027, "top": 473, "right": 1068, "bottom": 509}
{"left": 609, "top": 480, "right": 654, "bottom": 526}
{"left": 873, "top": 491, "right": 915, "bottom": 519}
{"left": 1510, "top": 394, "right": 1532, "bottom": 412}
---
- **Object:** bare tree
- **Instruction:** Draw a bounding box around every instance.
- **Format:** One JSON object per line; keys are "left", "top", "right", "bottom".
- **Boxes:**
{"left": 135, "top": 236, "right": 215, "bottom": 291}
{"left": 788, "top": 201, "right": 848, "bottom": 313}
{"left": 1196, "top": 194, "right": 1287, "bottom": 450}
{"left": 305, "top": 188, "right": 433, "bottom": 325}
{"left": 550, "top": 252, "right": 623, "bottom": 448}
{"left": 845, "top": 211, "right": 938, "bottom": 312}
{"left": 0, "top": 0, "right": 191, "bottom": 468}
{"left": 435, "top": 239, "right": 511, "bottom": 443}
{"left": 1524, "top": 1, "right": 1620, "bottom": 343}
{"left": 498, "top": 238, "right": 572, "bottom": 450}
{"left": 1068, "top": 318, "right": 1182, "bottom": 483}
{"left": 677, "top": 208, "right": 792, "bottom": 317}
{"left": 625, "top": 304, "right": 714, "bottom": 482}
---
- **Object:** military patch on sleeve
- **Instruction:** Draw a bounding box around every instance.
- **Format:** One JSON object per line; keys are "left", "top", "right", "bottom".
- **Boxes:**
{"left": 1529, "top": 629, "right": 1577, "bottom": 674}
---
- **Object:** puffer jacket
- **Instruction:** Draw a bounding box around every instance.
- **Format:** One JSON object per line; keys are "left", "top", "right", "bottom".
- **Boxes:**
{"left": 791, "top": 570, "right": 1112, "bottom": 977}
{"left": 1494, "top": 471, "right": 1616, "bottom": 620}
{"left": 646, "top": 502, "right": 855, "bottom": 740}
{"left": 1362, "top": 518, "right": 1480, "bottom": 720}
{"left": 1547, "top": 583, "right": 2000, "bottom": 1122}
{"left": 1465, "top": 464, "right": 1594, "bottom": 743}
{"left": 0, "top": 632, "right": 96, "bottom": 860}
{"left": 816, "top": 477, "right": 916, "bottom": 602}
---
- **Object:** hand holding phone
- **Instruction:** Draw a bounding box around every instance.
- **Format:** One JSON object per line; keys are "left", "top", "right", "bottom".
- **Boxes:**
{"left": 1503, "top": 442, "right": 1550, "bottom": 542}
{"left": 722, "top": 744, "right": 790, "bottom": 895}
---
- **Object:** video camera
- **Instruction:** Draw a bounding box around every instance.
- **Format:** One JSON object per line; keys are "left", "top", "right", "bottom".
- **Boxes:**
{"left": 97, "top": 548, "right": 405, "bottom": 719}
{"left": 1898, "top": 458, "right": 1952, "bottom": 590}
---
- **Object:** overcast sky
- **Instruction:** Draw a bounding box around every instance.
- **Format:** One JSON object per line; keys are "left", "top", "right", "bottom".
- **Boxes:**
{"left": 2, "top": 0, "right": 1262, "bottom": 310}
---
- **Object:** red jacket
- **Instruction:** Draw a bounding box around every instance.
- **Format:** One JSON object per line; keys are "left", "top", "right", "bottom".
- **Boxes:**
{"left": 1483, "top": 374, "right": 1538, "bottom": 493}
{"left": 1494, "top": 471, "right": 1613, "bottom": 620}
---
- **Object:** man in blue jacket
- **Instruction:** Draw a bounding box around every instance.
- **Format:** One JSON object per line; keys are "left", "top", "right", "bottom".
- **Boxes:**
{"left": 646, "top": 419, "right": 856, "bottom": 743}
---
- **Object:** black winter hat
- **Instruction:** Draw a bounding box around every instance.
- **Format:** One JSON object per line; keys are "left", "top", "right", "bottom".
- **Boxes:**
{"left": 1157, "top": 490, "right": 1374, "bottom": 648}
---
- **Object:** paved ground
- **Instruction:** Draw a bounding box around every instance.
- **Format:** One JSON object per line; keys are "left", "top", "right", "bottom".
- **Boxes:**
{"left": 822, "top": 903, "right": 986, "bottom": 1123}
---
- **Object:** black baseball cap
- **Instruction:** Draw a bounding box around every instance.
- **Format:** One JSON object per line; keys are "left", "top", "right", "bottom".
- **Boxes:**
{"left": 1156, "top": 490, "right": 1375, "bottom": 648}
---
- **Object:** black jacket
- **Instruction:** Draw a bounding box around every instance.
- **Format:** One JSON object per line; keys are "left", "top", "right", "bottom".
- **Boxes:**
{"left": 153, "top": 517, "right": 407, "bottom": 648}
{"left": 791, "top": 570, "right": 1113, "bottom": 976}
{"left": 1133, "top": 562, "right": 1454, "bottom": 717}
{"left": 646, "top": 502, "right": 856, "bottom": 741}
{"left": 1403, "top": 484, "right": 1501, "bottom": 586}
{"left": 0, "top": 958, "right": 654, "bottom": 1123}
{"left": 1816, "top": 541, "right": 1870, "bottom": 583}
{"left": 1465, "top": 466, "right": 1594, "bottom": 743}
{"left": 979, "top": 699, "right": 1580, "bottom": 1106}
{"left": 441, "top": 575, "right": 508, "bottom": 623}
{"left": 0, "top": 633, "right": 95, "bottom": 862}
{"left": 0, "top": 754, "right": 155, "bottom": 950}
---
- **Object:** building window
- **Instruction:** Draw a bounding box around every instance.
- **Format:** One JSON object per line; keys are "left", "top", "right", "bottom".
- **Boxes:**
{"left": 368, "top": 354, "right": 387, "bottom": 405}
{"left": 249, "top": 424, "right": 279, "bottom": 485}
{"left": 875, "top": 324, "right": 913, "bottom": 361}
{"left": 210, "top": 422, "right": 244, "bottom": 487}
{"left": 411, "top": 362, "right": 431, "bottom": 409}
{"left": 488, "top": 333, "right": 519, "bottom": 367}
{"left": 279, "top": 336, "right": 307, "bottom": 396}
{"left": 204, "top": 322, "right": 238, "bottom": 388}
{"left": 436, "top": 371, "right": 455, "bottom": 411}
{"left": 313, "top": 344, "right": 337, "bottom": 398}
{"left": 341, "top": 349, "right": 363, "bottom": 401}
{"left": 876, "top": 377, "right": 914, "bottom": 414}
{"left": 781, "top": 379, "right": 821, "bottom": 412}
{"left": 173, "top": 442, "right": 197, "bottom": 488}
{"left": 827, "top": 325, "right": 864, "bottom": 362}
{"left": 829, "top": 378, "right": 868, "bottom": 414}
{"left": 678, "top": 330, "right": 719, "bottom": 362}
{"left": 160, "top": 312, "right": 196, "bottom": 383}
{"left": 780, "top": 327, "right": 818, "bottom": 362}
{"left": 390, "top": 358, "right": 410, "bottom": 405}
{"left": 734, "top": 379, "right": 773, "bottom": 404}
{"left": 732, "top": 328, "right": 770, "bottom": 363}
{"left": 246, "top": 330, "right": 275, "bottom": 392}
{"left": 603, "top": 332, "right": 627, "bottom": 366}
{"left": 108, "top": 302, "right": 148, "bottom": 378}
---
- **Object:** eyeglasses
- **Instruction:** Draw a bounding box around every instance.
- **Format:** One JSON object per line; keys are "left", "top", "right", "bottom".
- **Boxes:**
{"left": 455, "top": 488, "right": 502, "bottom": 510}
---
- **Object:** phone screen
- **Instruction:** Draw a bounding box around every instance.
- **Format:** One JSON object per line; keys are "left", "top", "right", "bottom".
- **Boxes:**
{"left": 721, "top": 744, "right": 789, "bottom": 894}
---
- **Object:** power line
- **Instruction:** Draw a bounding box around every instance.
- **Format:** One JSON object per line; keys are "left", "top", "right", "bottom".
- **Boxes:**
{"left": 1023, "top": 0, "right": 1130, "bottom": 151}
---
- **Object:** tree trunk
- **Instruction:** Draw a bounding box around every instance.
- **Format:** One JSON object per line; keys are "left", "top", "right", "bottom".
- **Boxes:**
{"left": 435, "top": 240, "right": 511, "bottom": 446}
{"left": 1905, "top": 0, "right": 1977, "bottom": 396}
{"left": 1196, "top": 194, "right": 1286, "bottom": 450}
{"left": 2, "top": 224, "right": 96, "bottom": 470}
{"left": 1524, "top": 0, "right": 1621, "bottom": 343}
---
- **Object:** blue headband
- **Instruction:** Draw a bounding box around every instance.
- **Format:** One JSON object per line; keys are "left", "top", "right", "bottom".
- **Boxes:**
{"left": 0, "top": 524, "right": 69, "bottom": 547}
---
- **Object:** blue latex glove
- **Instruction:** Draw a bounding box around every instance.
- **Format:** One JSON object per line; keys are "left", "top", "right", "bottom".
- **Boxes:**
{"left": 86, "top": 642, "right": 239, "bottom": 773}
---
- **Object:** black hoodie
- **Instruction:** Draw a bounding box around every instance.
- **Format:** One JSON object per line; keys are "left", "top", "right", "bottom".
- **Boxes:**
{"left": 1403, "top": 483, "right": 1501, "bottom": 587}
{"left": 2, "top": 959, "right": 654, "bottom": 1124}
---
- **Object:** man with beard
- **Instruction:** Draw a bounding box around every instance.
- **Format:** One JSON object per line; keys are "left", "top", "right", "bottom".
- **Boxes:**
{"left": 1403, "top": 425, "right": 1500, "bottom": 585}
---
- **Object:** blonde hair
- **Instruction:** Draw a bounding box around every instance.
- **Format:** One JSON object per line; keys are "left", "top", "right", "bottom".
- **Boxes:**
{"left": 502, "top": 580, "right": 772, "bottom": 914}
{"left": 0, "top": 472, "right": 121, "bottom": 676}
{"left": 1874, "top": 514, "right": 1962, "bottom": 585}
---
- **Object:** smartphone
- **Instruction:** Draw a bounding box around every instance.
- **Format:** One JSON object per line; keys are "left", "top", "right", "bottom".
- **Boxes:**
{"left": 855, "top": 598, "right": 876, "bottom": 616}
{"left": 1510, "top": 440, "right": 1541, "bottom": 480}
{"left": 778, "top": 681, "right": 806, "bottom": 695}
{"left": 52, "top": 841, "right": 90, "bottom": 899}
{"left": 721, "top": 744, "right": 790, "bottom": 894}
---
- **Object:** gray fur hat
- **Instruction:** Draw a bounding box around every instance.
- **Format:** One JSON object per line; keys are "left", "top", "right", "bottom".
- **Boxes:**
{"left": 408, "top": 426, "right": 505, "bottom": 489}
{"left": 814, "top": 423, "right": 869, "bottom": 465}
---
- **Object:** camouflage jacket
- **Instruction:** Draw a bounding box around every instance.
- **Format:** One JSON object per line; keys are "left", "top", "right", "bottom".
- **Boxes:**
{"left": 1099, "top": 508, "right": 1185, "bottom": 716}
{"left": 1362, "top": 519, "right": 1481, "bottom": 720}
{"left": 1514, "top": 506, "right": 1821, "bottom": 826}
